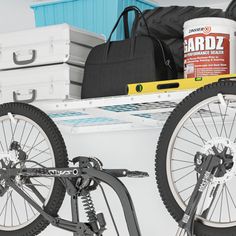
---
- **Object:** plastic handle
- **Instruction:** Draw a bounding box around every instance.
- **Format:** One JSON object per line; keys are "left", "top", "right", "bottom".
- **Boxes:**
{"left": 13, "top": 49, "right": 37, "bottom": 65}
{"left": 13, "top": 89, "right": 37, "bottom": 104}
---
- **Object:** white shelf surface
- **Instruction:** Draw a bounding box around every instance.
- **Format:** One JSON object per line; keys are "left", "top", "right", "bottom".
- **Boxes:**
{"left": 34, "top": 91, "right": 192, "bottom": 133}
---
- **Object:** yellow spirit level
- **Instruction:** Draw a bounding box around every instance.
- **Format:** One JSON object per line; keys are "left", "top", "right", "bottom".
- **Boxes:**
{"left": 127, "top": 74, "right": 236, "bottom": 95}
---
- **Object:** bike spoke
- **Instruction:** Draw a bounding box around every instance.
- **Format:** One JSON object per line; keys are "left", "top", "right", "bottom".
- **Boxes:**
{"left": 172, "top": 165, "right": 195, "bottom": 173}
{"left": 0, "top": 190, "right": 12, "bottom": 218}
{"left": 23, "top": 198, "right": 29, "bottom": 221}
{"left": 2, "top": 121, "right": 8, "bottom": 151}
{"left": 200, "top": 183, "right": 210, "bottom": 215}
{"left": 209, "top": 185, "right": 224, "bottom": 221}
{"left": 198, "top": 111, "right": 212, "bottom": 139}
{"left": 19, "top": 121, "right": 27, "bottom": 144}
{"left": 207, "top": 104, "right": 220, "bottom": 137}
{"left": 22, "top": 125, "right": 34, "bottom": 150}
{"left": 26, "top": 139, "right": 47, "bottom": 155}
{"left": 225, "top": 185, "right": 236, "bottom": 209}
{"left": 0, "top": 141, "right": 4, "bottom": 152}
{"left": 225, "top": 185, "right": 231, "bottom": 222}
{"left": 24, "top": 180, "right": 46, "bottom": 203}
{"left": 10, "top": 192, "right": 13, "bottom": 226}
{"left": 173, "top": 147, "right": 195, "bottom": 157}
{"left": 26, "top": 131, "right": 40, "bottom": 157}
{"left": 11, "top": 193, "right": 21, "bottom": 225}
{"left": 219, "top": 184, "right": 225, "bottom": 222}
{"left": 218, "top": 102, "right": 228, "bottom": 137}
{"left": 183, "top": 194, "right": 192, "bottom": 203}
{"left": 21, "top": 186, "right": 38, "bottom": 215}
{"left": 176, "top": 136, "right": 202, "bottom": 147}
{"left": 29, "top": 157, "right": 52, "bottom": 168}
{"left": 174, "top": 170, "right": 195, "bottom": 184}
{"left": 31, "top": 178, "right": 51, "bottom": 190}
{"left": 4, "top": 191, "right": 10, "bottom": 226}
{"left": 178, "top": 184, "right": 195, "bottom": 194}
{"left": 189, "top": 117, "right": 206, "bottom": 145}
{"left": 183, "top": 126, "right": 207, "bottom": 143}
{"left": 172, "top": 159, "right": 194, "bottom": 164}
{"left": 228, "top": 109, "right": 236, "bottom": 140}
{"left": 28, "top": 148, "right": 50, "bottom": 161}
{"left": 22, "top": 187, "right": 36, "bottom": 216}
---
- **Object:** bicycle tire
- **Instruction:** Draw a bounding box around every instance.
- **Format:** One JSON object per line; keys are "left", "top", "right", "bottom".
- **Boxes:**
{"left": 0, "top": 102, "right": 68, "bottom": 236}
{"left": 156, "top": 81, "right": 236, "bottom": 236}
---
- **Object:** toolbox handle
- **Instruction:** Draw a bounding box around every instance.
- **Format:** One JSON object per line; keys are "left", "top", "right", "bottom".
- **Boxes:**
{"left": 13, "top": 49, "right": 37, "bottom": 65}
{"left": 13, "top": 89, "right": 37, "bottom": 104}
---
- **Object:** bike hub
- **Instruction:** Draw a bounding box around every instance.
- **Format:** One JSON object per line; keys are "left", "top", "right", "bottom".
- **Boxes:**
{"left": 195, "top": 137, "right": 236, "bottom": 184}
{"left": 0, "top": 141, "right": 28, "bottom": 195}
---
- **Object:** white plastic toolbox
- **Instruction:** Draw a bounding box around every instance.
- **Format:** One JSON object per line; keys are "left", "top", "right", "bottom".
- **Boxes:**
{"left": 0, "top": 63, "right": 83, "bottom": 103}
{"left": 0, "top": 24, "right": 105, "bottom": 70}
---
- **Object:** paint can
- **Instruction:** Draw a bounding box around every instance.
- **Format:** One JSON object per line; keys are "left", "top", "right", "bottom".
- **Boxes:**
{"left": 184, "top": 17, "right": 236, "bottom": 78}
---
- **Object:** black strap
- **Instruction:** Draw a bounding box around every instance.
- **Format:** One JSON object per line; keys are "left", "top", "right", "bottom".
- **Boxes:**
{"left": 107, "top": 6, "right": 149, "bottom": 42}
{"left": 131, "top": 10, "right": 150, "bottom": 37}
{"left": 123, "top": 12, "right": 130, "bottom": 39}
{"left": 123, "top": 10, "right": 139, "bottom": 39}
{"left": 105, "top": 6, "right": 150, "bottom": 61}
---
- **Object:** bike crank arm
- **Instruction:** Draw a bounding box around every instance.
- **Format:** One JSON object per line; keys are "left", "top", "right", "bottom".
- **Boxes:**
{"left": 177, "top": 154, "right": 221, "bottom": 236}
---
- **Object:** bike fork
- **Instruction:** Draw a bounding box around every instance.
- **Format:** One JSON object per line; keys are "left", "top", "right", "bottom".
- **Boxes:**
{"left": 176, "top": 154, "right": 221, "bottom": 236}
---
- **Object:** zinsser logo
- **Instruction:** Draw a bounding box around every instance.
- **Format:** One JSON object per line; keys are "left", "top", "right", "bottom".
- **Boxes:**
{"left": 203, "top": 26, "right": 212, "bottom": 35}
{"left": 189, "top": 26, "right": 212, "bottom": 35}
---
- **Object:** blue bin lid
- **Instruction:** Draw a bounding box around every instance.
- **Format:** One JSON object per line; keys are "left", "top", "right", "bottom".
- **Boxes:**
{"left": 31, "top": 0, "right": 157, "bottom": 8}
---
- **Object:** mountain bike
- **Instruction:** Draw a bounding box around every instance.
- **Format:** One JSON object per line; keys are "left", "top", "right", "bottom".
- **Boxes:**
{"left": 0, "top": 81, "right": 235, "bottom": 236}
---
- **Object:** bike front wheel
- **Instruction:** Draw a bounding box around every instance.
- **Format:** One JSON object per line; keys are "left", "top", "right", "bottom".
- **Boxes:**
{"left": 156, "top": 81, "right": 236, "bottom": 236}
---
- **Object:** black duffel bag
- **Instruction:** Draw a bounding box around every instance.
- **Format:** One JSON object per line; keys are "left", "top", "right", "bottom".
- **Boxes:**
{"left": 81, "top": 6, "right": 177, "bottom": 99}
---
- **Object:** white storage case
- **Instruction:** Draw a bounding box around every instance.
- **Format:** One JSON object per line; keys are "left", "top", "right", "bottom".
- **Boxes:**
{"left": 0, "top": 24, "right": 105, "bottom": 70}
{"left": 0, "top": 64, "right": 83, "bottom": 103}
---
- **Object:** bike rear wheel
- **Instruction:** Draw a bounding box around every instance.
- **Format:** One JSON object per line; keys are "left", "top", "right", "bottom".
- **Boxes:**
{"left": 0, "top": 103, "right": 68, "bottom": 236}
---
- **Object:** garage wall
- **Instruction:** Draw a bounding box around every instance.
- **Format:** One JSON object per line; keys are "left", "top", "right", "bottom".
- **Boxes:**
{"left": 0, "top": 0, "right": 231, "bottom": 33}
{"left": 0, "top": 0, "right": 35, "bottom": 33}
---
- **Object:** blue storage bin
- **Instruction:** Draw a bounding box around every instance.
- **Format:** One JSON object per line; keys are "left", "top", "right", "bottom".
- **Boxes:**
{"left": 31, "top": 0, "right": 157, "bottom": 40}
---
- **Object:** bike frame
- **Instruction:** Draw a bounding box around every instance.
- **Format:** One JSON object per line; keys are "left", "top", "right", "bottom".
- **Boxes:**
{"left": 0, "top": 166, "right": 142, "bottom": 236}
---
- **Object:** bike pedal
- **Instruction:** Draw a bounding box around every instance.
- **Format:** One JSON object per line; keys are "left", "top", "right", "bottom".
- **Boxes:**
{"left": 126, "top": 171, "right": 149, "bottom": 178}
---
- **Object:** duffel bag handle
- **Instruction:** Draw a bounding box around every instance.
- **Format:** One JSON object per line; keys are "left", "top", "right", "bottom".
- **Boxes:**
{"left": 105, "top": 6, "right": 150, "bottom": 61}
{"left": 123, "top": 8, "right": 139, "bottom": 39}
{"left": 107, "top": 6, "right": 150, "bottom": 42}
